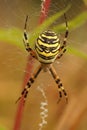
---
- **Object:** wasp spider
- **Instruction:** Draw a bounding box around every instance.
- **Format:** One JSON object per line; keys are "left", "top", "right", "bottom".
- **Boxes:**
{"left": 16, "top": 13, "right": 68, "bottom": 104}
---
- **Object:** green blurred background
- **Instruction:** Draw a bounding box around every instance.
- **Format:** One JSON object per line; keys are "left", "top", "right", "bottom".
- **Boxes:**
{"left": 0, "top": 0, "right": 87, "bottom": 130}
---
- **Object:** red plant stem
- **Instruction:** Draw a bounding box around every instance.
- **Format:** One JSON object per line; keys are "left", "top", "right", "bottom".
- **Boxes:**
{"left": 13, "top": 0, "right": 51, "bottom": 130}
{"left": 39, "top": 0, "right": 51, "bottom": 24}
{"left": 13, "top": 56, "right": 33, "bottom": 130}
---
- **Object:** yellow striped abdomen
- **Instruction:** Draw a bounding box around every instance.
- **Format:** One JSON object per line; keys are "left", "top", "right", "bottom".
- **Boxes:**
{"left": 35, "top": 30, "right": 60, "bottom": 64}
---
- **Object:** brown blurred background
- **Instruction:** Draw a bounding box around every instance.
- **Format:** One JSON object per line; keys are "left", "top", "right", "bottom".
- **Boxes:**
{"left": 0, "top": 0, "right": 87, "bottom": 130}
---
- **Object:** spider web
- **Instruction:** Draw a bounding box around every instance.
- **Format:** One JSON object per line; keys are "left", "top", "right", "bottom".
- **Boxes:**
{"left": 0, "top": 0, "right": 87, "bottom": 130}
{"left": 0, "top": 0, "right": 87, "bottom": 80}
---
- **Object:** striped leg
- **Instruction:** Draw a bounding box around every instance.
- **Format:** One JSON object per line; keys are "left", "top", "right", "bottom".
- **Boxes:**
{"left": 23, "top": 15, "right": 37, "bottom": 59}
{"left": 57, "top": 48, "right": 66, "bottom": 59}
{"left": 16, "top": 64, "right": 42, "bottom": 104}
{"left": 49, "top": 65, "right": 68, "bottom": 103}
{"left": 57, "top": 13, "right": 68, "bottom": 59}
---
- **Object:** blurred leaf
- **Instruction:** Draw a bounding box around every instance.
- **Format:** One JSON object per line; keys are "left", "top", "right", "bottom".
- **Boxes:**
{"left": 0, "top": 125, "right": 7, "bottom": 130}
{"left": 0, "top": 6, "right": 70, "bottom": 49}
{"left": 29, "top": 5, "right": 70, "bottom": 48}
{"left": 0, "top": 7, "right": 87, "bottom": 60}
{"left": 83, "top": 0, "right": 87, "bottom": 5}
{"left": 0, "top": 28, "right": 24, "bottom": 49}
{"left": 53, "top": 11, "right": 87, "bottom": 32}
{"left": 68, "top": 46, "right": 87, "bottom": 60}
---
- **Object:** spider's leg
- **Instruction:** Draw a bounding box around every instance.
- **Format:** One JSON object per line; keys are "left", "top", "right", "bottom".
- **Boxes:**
{"left": 23, "top": 15, "right": 37, "bottom": 59}
{"left": 49, "top": 65, "right": 68, "bottom": 103}
{"left": 57, "top": 13, "right": 68, "bottom": 59}
{"left": 16, "top": 64, "right": 42, "bottom": 104}
{"left": 59, "top": 13, "right": 68, "bottom": 51}
{"left": 23, "top": 15, "right": 31, "bottom": 52}
{"left": 57, "top": 48, "right": 66, "bottom": 59}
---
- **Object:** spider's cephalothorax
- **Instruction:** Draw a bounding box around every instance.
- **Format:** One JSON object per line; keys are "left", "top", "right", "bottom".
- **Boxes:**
{"left": 16, "top": 14, "right": 69, "bottom": 104}
{"left": 35, "top": 30, "right": 60, "bottom": 64}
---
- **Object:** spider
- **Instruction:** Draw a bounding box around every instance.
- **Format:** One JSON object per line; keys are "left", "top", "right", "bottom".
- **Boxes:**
{"left": 16, "top": 13, "right": 69, "bottom": 104}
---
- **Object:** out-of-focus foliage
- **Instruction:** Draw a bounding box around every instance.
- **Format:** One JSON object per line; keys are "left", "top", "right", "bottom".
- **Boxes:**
{"left": 0, "top": 125, "right": 7, "bottom": 130}
{"left": 53, "top": 11, "right": 87, "bottom": 32}
{"left": 0, "top": 7, "right": 87, "bottom": 59}
{"left": 29, "top": 5, "right": 70, "bottom": 46}
{"left": 68, "top": 46, "right": 87, "bottom": 60}
{"left": 83, "top": 0, "right": 87, "bottom": 5}
{"left": 0, "top": 28, "right": 22, "bottom": 49}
